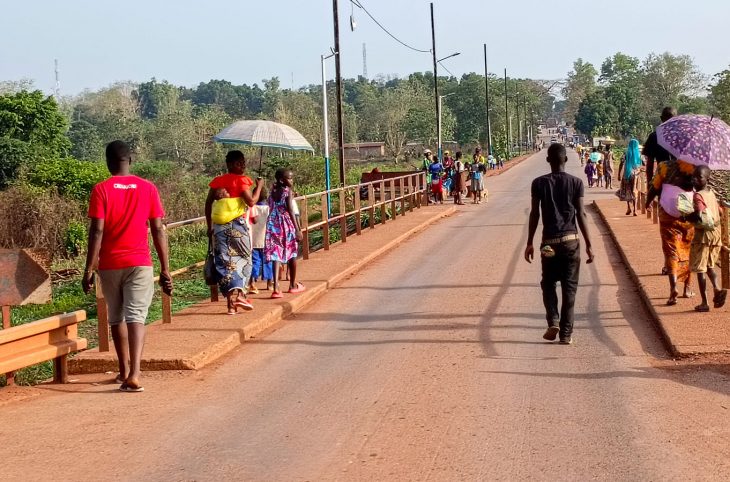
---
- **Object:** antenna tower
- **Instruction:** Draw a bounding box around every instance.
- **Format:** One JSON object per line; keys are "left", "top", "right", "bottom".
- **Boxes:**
{"left": 54, "top": 59, "right": 60, "bottom": 100}
{"left": 362, "top": 43, "right": 368, "bottom": 79}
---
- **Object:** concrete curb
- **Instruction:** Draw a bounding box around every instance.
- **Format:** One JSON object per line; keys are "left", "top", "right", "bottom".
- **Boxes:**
{"left": 592, "top": 200, "right": 681, "bottom": 357}
{"left": 70, "top": 207, "right": 456, "bottom": 373}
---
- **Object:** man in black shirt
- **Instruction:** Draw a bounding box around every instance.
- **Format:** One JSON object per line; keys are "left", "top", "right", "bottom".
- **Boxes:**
{"left": 643, "top": 106, "right": 677, "bottom": 182}
{"left": 525, "top": 144, "right": 594, "bottom": 344}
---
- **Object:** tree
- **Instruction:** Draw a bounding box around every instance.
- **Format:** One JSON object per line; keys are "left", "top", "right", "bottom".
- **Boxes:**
{"left": 710, "top": 67, "right": 730, "bottom": 123}
{"left": 0, "top": 137, "right": 34, "bottom": 188}
{"left": 0, "top": 90, "right": 70, "bottom": 156}
{"left": 136, "top": 78, "right": 182, "bottom": 119}
{"left": 67, "top": 119, "right": 104, "bottom": 161}
{"left": 600, "top": 53, "right": 645, "bottom": 137}
{"left": 72, "top": 82, "right": 146, "bottom": 155}
{"left": 642, "top": 53, "right": 706, "bottom": 114}
{"left": 575, "top": 90, "right": 618, "bottom": 137}
{"left": 562, "top": 59, "right": 598, "bottom": 126}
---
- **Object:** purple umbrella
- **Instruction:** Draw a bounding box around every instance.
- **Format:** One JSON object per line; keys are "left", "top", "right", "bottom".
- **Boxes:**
{"left": 657, "top": 114, "right": 730, "bottom": 170}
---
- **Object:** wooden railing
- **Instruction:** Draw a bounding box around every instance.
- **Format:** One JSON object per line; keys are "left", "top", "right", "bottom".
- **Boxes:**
{"left": 95, "top": 171, "right": 428, "bottom": 351}
{"left": 297, "top": 172, "right": 428, "bottom": 259}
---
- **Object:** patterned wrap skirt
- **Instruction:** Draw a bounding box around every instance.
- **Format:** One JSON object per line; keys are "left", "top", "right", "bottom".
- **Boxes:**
{"left": 659, "top": 209, "right": 695, "bottom": 283}
{"left": 213, "top": 217, "right": 252, "bottom": 295}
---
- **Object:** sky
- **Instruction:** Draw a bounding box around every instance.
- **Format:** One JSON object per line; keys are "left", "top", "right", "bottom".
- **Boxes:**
{"left": 2, "top": 0, "right": 729, "bottom": 95}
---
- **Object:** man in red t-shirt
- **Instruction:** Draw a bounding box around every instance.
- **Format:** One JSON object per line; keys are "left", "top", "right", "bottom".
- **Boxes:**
{"left": 82, "top": 140, "right": 173, "bottom": 392}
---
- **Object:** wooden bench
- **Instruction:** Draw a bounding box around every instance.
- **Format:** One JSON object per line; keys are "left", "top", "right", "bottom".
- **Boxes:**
{"left": 0, "top": 311, "right": 88, "bottom": 384}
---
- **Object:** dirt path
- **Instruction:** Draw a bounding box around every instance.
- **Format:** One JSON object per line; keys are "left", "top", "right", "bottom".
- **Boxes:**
{"left": 1, "top": 149, "right": 728, "bottom": 481}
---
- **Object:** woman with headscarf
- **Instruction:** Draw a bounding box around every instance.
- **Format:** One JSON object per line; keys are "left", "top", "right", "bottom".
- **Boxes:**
{"left": 645, "top": 153, "right": 696, "bottom": 306}
{"left": 618, "top": 139, "right": 643, "bottom": 216}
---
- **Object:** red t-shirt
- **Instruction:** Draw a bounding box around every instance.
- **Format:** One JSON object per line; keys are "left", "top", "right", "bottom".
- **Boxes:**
{"left": 208, "top": 173, "right": 254, "bottom": 197}
{"left": 88, "top": 175, "right": 165, "bottom": 270}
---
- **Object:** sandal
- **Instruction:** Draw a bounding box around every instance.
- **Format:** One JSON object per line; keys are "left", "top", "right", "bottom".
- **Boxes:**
{"left": 713, "top": 289, "right": 728, "bottom": 309}
{"left": 235, "top": 298, "right": 254, "bottom": 311}
{"left": 247, "top": 285, "right": 259, "bottom": 295}
{"left": 271, "top": 291, "right": 283, "bottom": 299}
{"left": 226, "top": 297, "right": 237, "bottom": 315}
{"left": 288, "top": 282, "right": 306, "bottom": 294}
{"left": 119, "top": 382, "right": 144, "bottom": 393}
{"left": 694, "top": 304, "right": 710, "bottom": 313}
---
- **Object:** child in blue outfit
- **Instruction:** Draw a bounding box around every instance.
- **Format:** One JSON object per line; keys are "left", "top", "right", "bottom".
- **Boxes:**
{"left": 247, "top": 185, "right": 274, "bottom": 293}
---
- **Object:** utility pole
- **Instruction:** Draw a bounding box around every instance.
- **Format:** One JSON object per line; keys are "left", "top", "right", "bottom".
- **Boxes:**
{"left": 483, "top": 45, "right": 492, "bottom": 156}
{"left": 362, "top": 43, "right": 368, "bottom": 79}
{"left": 515, "top": 87, "right": 522, "bottom": 156}
{"left": 504, "top": 68, "right": 510, "bottom": 160}
{"left": 430, "top": 2, "right": 440, "bottom": 161}
{"left": 333, "top": 0, "right": 346, "bottom": 186}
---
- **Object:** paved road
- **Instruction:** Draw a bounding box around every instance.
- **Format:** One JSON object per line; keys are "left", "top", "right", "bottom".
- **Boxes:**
{"left": 3, "top": 148, "right": 729, "bottom": 481}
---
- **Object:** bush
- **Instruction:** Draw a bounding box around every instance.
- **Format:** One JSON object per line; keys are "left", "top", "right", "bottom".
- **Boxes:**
{"left": 24, "top": 157, "right": 108, "bottom": 201}
{"left": 63, "top": 220, "right": 87, "bottom": 257}
{"left": 0, "top": 137, "right": 35, "bottom": 188}
{"left": 0, "top": 183, "right": 85, "bottom": 257}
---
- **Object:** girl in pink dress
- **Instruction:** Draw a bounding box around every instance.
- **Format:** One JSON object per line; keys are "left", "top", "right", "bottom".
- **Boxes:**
{"left": 265, "top": 168, "right": 305, "bottom": 298}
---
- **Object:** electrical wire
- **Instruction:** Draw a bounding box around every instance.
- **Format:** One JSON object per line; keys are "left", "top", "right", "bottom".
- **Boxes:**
{"left": 350, "top": 0, "right": 431, "bottom": 54}
{"left": 438, "top": 61, "right": 455, "bottom": 78}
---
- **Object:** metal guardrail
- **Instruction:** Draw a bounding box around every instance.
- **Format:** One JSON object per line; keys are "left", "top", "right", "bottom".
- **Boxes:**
{"left": 95, "top": 171, "right": 428, "bottom": 352}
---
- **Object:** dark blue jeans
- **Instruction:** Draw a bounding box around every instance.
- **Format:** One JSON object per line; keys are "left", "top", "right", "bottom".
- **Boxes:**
{"left": 540, "top": 240, "right": 581, "bottom": 339}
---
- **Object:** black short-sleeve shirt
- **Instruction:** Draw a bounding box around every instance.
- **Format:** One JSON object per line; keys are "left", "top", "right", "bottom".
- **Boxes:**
{"left": 531, "top": 172, "right": 584, "bottom": 239}
{"left": 643, "top": 131, "right": 673, "bottom": 181}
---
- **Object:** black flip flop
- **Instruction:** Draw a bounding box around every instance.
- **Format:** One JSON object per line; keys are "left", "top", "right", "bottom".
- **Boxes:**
{"left": 119, "top": 383, "right": 144, "bottom": 393}
{"left": 694, "top": 304, "right": 710, "bottom": 313}
{"left": 714, "top": 290, "right": 728, "bottom": 309}
{"left": 666, "top": 298, "right": 678, "bottom": 306}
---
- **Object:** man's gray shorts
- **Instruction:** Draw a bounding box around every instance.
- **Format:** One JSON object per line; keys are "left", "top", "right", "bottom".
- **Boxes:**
{"left": 98, "top": 266, "right": 154, "bottom": 325}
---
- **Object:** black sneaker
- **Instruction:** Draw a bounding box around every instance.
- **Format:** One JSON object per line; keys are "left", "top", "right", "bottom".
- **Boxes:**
{"left": 543, "top": 326, "right": 560, "bottom": 341}
{"left": 559, "top": 337, "right": 573, "bottom": 345}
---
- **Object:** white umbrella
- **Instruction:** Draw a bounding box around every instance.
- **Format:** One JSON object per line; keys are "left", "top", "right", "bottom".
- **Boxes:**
{"left": 213, "top": 120, "right": 314, "bottom": 152}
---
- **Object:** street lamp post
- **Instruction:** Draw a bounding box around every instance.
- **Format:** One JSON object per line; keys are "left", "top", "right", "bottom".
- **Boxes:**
{"left": 438, "top": 92, "right": 456, "bottom": 159}
{"left": 504, "top": 68, "right": 510, "bottom": 160}
{"left": 483, "top": 44, "right": 492, "bottom": 156}
{"left": 321, "top": 50, "right": 336, "bottom": 216}
{"left": 515, "top": 88, "right": 522, "bottom": 156}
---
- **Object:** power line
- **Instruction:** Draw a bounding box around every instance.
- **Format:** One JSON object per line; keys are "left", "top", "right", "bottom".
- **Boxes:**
{"left": 438, "top": 61, "right": 455, "bottom": 78}
{"left": 350, "top": 0, "right": 431, "bottom": 54}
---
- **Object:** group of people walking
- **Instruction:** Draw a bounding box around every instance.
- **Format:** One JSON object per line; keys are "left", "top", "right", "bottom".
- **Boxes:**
{"left": 421, "top": 147, "right": 503, "bottom": 205}
{"left": 615, "top": 107, "right": 727, "bottom": 311}
{"left": 206, "top": 150, "right": 305, "bottom": 315}
{"left": 81, "top": 143, "right": 306, "bottom": 391}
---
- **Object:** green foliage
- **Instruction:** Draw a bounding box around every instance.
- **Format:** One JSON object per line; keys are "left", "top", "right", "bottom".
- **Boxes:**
{"left": 25, "top": 157, "right": 108, "bottom": 200}
{"left": 64, "top": 220, "right": 87, "bottom": 257}
{"left": 562, "top": 59, "right": 598, "bottom": 125}
{"left": 0, "top": 90, "right": 70, "bottom": 156}
{"left": 569, "top": 51, "right": 708, "bottom": 140}
{"left": 575, "top": 91, "right": 618, "bottom": 137}
{"left": 710, "top": 67, "right": 730, "bottom": 123}
{"left": 0, "top": 137, "right": 34, "bottom": 188}
{"left": 67, "top": 119, "right": 104, "bottom": 161}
